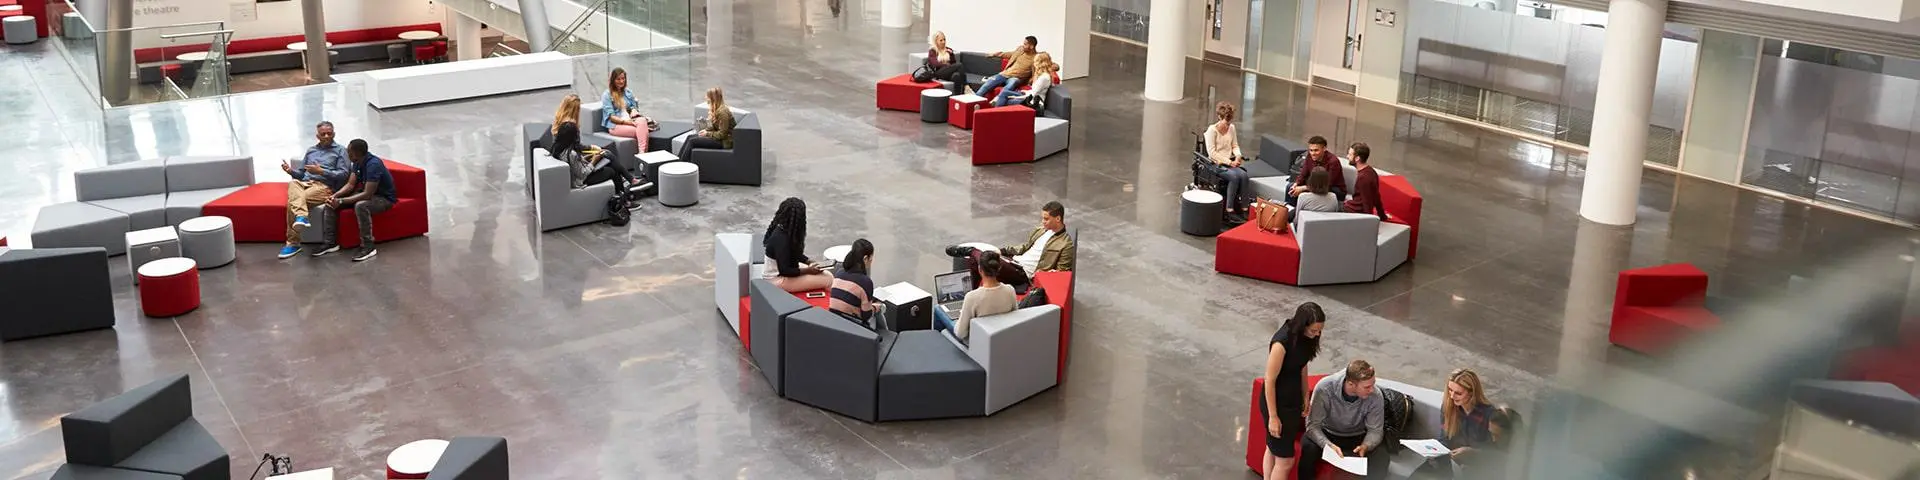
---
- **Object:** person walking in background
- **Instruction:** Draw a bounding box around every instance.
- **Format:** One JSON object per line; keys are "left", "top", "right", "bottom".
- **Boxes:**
{"left": 1258, "top": 303, "right": 1326, "bottom": 480}
{"left": 279, "top": 120, "right": 352, "bottom": 260}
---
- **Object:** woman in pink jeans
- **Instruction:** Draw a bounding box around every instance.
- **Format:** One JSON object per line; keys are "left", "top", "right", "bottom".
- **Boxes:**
{"left": 599, "top": 67, "right": 655, "bottom": 150}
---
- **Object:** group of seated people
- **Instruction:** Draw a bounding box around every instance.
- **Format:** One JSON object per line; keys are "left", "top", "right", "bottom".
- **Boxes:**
{"left": 1260, "top": 303, "right": 1519, "bottom": 480}
{"left": 276, "top": 121, "right": 402, "bottom": 262}
{"left": 1204, "top": 104, "right": 1386, "bottom": 222}
{"left": 535, "top": 70, "right": 741, "bottom": 211}
{"left": 919, "top": 32, "right": 1062, "bottom": 109}
{"left": 756, "top": 197, "right": 1076, "bottom": 343}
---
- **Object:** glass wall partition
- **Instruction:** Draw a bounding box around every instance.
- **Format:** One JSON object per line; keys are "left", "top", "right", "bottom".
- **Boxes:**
{"left": 1743, "top": 41, "right": 1920, "bottom": 223}
{"left": 1392, "top": 0, "right": 1696, "bottom": 165}
{"left": 1092, "top": 0, "right": 1151, "bottom": 42}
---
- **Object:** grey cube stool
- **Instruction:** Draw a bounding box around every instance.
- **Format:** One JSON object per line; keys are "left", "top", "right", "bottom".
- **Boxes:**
{"left": 921, "top": 89, "right": 952, "bottom": 123}
{"left": 62, "top": 12, "right": 91, "bottom": 39}
{"left": 177, "top": 216, "right": 234, "bottom": 269}
{"left": 3, "top": 16, "right": 35, "bottom": 45}
{"left": 124, "top": 226, "right": 181, "bottom": 282}
{"left": 1180, "top": 189, "right": 1224, "bottom": 236}
{"left": 386, "top": 43, "right": 408, "bottom": 64}
{"left": 659, "top": 161, "right": 700, "bottom": 207}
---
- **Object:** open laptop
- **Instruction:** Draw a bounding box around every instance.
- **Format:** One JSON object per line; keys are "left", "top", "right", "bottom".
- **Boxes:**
{"left": 932, "top": 270, "right": 975, "bottom": 312}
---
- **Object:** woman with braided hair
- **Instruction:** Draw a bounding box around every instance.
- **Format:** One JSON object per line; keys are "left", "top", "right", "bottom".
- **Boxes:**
{"left": 762, "top": 197, "right": 834, "bottom": 292}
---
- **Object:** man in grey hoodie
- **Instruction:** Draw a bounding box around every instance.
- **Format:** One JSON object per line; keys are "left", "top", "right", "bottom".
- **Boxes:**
{"left": 1299, "top": 359, "right": 1390, "bottom": 477}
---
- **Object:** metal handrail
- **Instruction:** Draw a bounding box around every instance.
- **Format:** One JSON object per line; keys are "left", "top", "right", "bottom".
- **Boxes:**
{"left": 546, "top": 0, "right": 612, "bottom": 52}
{"left": 159, "top": 29, "right": 234, "bottom": 40}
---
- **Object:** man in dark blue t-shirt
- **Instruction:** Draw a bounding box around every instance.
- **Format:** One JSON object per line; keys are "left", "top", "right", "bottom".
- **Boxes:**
{"left": 315, "top": 139, "right": 399, "bottom": 262}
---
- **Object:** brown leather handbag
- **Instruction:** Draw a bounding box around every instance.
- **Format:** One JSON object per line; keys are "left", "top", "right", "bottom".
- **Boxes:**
{"left": 1249, "top": 198, "right": 1290, "bottom": 234}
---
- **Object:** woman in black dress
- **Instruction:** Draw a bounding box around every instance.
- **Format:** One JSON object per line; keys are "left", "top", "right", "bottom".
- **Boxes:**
{"left": 1260, "top": 302, "right": 1326, "bottom": 480}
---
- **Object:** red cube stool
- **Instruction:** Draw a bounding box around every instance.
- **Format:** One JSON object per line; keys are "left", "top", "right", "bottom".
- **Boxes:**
{"left": 876, "top": 73, "right": 939, "bottom": 112}
{"left": 948, "top": 94, "right": 989, "bottom": 130}
{"left": 971, "top": 105, "right": 1035, "bottom": 165}
{"left": 386, "top": 438, "right": 449, "bottom": 479}
{"left": 136, "top": 258, "right": 200, "bottom": 317}
{"left": 736, "top": 290, "right": 831, "bottom": 352}
{"left": 1610, "top": 263, "right": 1721, "bottom": 355}
{"left": 1215, "top": 222, "right": 1301, "bottom": 285}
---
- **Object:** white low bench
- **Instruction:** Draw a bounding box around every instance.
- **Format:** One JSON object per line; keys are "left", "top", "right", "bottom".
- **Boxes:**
{"left": 362, "top": 51, "right": 573, "bottom": 109}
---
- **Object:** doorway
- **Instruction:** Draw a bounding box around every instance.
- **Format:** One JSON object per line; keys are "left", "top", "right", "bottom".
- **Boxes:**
{"left": 1308, "top": 0, "right": 1363, "bottom": 92}
{"left": 1203, "top": 0, "right": 1249, "bottom": 66}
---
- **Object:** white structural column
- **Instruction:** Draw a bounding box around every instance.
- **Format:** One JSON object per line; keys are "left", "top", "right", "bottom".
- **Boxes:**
{"left": 452, "top": 11, "right": 482, "bottom": 61}
{"left": 1578, "top": 0, "right": 1668, "bottom": 225}
{"left": 1143, "top": 0, "right": 1187, "bottom": 101}
{"left": 882, "top": 0, "right": 911, "bottom": 27}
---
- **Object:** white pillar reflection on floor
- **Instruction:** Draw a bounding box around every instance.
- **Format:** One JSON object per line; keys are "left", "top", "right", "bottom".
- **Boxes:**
{"left": 1558, "top": 220, "right": 1629, "bottom": 383}
{"left": 1143, "top": 0, "right": 1187, "bottom": 101}
{"left": 881, "top": 0, "right": 911, "bottom": 28}
{"left": 709, "top": 0, "right": 735, "bottom": 49}
{"left": 1577, "top": 0, "right": 1667, "bottom": 226}
{"left": 1140, "top": 96, "right": 1183, "bottom": 225}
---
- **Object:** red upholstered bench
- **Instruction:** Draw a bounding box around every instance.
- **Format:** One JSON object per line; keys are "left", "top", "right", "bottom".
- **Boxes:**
{"left": 972, "top": 106, "right": 1035, "bottom": 165}
{"left": 1379, "top": 175, "right": 1423, "bottom": 260}
{"left": 1245, "top": 375, "right": 1334, "bottom": 478}
{"left": 876, "top": 73, "right": 941, "bottom": 112}
{"left": 1032, "top": 271, "right": 1074, "bottom": 382}
{"left": 201, "top": 159, "right": 430, "bottom": 247}
{"left": 1215, "top": 222, "right": 1301, "bottom": 285}
{"left": 1836, "top": 334, "right": 1920, "bottom": 397}
{"left": 1610, "top": 263, "right": 1721, "bottom": 355}
{"left": 736, "top": 289, "right": 831, "bottom": 352}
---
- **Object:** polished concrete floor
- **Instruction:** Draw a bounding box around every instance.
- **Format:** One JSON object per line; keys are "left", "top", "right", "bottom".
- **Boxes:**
{"left": 2, "top": 0, "right": 1917, "bottom": 478}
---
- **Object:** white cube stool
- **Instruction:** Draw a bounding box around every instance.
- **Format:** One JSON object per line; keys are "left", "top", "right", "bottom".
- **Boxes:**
{"left": 125, "top": 226, "right": 181, "bottom": 283}
{"left": 635, "top": 150, "right": 681, "bottom": 183}
{"left": 658, "top": 161, "right": 700, "bottom": 207}
{"left": 2, "top": 16, "right": 35, "bottom": 45}
{"left": 178, "top": 216, "right": 236, "bottom": 269}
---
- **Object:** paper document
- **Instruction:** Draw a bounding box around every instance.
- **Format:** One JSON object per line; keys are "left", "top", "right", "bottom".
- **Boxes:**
{"left": 1321, "top": 447, "right": 1368, "bottom": 475}
{"left": 1400, "top": 438, "right": 1450, "bottom": 457}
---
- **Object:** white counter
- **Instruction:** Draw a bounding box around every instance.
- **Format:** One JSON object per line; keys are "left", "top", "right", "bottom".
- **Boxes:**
{"left": 362, "top": 51, "right": 573, "bottom": 109}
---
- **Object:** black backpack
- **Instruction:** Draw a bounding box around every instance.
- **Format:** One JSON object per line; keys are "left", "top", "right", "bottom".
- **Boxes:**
{"left": 1378, "top": 387, "right": 1415, "bottom": 453}
{"left": 605, "top": 193, "right": 632, "bottom": 226}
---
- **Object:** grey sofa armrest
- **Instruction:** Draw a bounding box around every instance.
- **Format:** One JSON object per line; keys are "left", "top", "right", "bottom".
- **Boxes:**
{"left": 964, "top": 305, "right": 1062, "bottom": 415}
{"left": 1259, "top": 134, "right": 1307, "bottom": 174}
{"left": 957, "top": 51, "right": 1002, "bottom": 79}
{"left": 749, "top": 278, "right": 814, "bottom": 395}
{"left": 74, "top": 159, "right": 167, "bottom": 202}
{"left": 522, "top": 123, "right": 548, "bottom": 199}
{"left": 163, "top": 156, "right": 254, "bottom": 192}
{"left": 0, "top": 247, "right": 115, "bottom": 341}
{"left": 782, "top": 308, "right": 887, "bottom": 422}
{"left": 1043, "top": 84, "right": 1072, "bottom": 121}
{"left": 425, "top": 436, "right": 509, "bottom": 480}
{"left": 688, "top": 113, "right": 763, "bottom": 186}
{"left": 1294, "top": 211, "right": 1381, "bottom": 285}
{"left": 61, "top": 374, "right": 193, "bottom": 467}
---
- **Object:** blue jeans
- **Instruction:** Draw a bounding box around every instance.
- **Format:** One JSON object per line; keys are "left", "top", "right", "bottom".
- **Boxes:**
{"left": 976, "top": 74, "right": 1022, "bottom": 101}
{"left": 1219, "top": 165, "right": 1250, "bottom": 210}
{"left": 991, "top": 78, "right": 1029, "bottom": 107}
{"left": 933, "top": 307, "right": 955, "bottom": 333}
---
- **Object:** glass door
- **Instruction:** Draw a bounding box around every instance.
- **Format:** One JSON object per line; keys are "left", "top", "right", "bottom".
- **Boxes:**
{"left": 1203, "top": 0, "right": 1250, "bottom": 66}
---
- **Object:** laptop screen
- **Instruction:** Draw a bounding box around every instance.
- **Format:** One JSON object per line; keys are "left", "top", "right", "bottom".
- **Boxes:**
{"left": 933, "top": 270, "right": 972, "bottom": 304}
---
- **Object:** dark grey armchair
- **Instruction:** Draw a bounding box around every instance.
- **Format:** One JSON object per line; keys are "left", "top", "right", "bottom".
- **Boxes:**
{"left": 877, "top": 331, "right": 987, "bottom": 421}
{"left": 1, "top": 247, "right": 115, "bottom": 341}
{"left": 425, "top": 436, "right": 509, "bottom": 480}
{"left": 59, "top": 374, "right": 229, "bottom": 480}
{"left": 781, "top": 308, "right": 893, "bottom": 422}
{"left": 748, "top": 278, "right": 813, "bottom": 396}
{"left": 686, "top": 113, "right": 764, "bottom": 186}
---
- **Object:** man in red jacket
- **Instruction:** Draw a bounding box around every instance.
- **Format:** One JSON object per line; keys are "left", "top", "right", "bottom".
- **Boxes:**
{"left": 1288, "top": 136, "right": 1347, "bottom": 206}
{"left": 1343, "top": 143, "right": 1386, "bottom": 220}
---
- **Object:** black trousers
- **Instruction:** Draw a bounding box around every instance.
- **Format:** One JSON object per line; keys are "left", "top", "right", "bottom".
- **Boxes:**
{"left": 1297, "top": 433, "right": 1391, "bottom": 478}
{"left": 584, "top": 161, "right": 636, "bottom": 188}
{"left": 928, "top": 64, "right": 965, "bottom": 94}
{"left": 677, "top": 135, "right": 726, "bottom": 161}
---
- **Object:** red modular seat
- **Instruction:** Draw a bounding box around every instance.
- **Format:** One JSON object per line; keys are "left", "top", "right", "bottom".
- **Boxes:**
{"left": 131, "top": 24, "right": 442, "bottom": 63}
{"left": 737, "top": 290, "right": 830, "bottom": 352}
{"left": 971, "top": 106, "right": 1035, "bottom": 165}
{"left": 137, "top": 258, "right": 201, "bottom": 318}
{"left": 875, "top": 73, "right": 940, "bottom": 112}
{"left": 1245, "top": 375, "right": 1334, "bottom": 479}
{"left": 1379, "top": 175, "right": 1423, "bottom": 260}
{"left": 201, "top": 159, "right": 429, "bottom": 248}
{"left": 1835, "top": 332, "right": 1920, "bottom": 397}
{"left": 1610, "top": 263, "right": 1720, "bottom": 355}
{"left": 1215, "top": 222, "right": 1302, "bottom": 285}
{"left": 1030, "top": 271, "right": 1074, "bottom": 382}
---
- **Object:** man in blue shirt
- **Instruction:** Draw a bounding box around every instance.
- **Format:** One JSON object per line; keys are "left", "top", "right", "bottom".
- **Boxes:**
{"left": 278, "top": 121, "right": 352, "bottom": 259}
{"left": 316, "top": 139, "right": 398, "bottom": 262}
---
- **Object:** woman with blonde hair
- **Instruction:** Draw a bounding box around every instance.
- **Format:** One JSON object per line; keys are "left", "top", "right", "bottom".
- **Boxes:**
{"left": 920, "top": 31, "right": 964, "bottom": 94}
{"left": 677, "top": 87, "right": 738, "bottom": 160}
{"left": 1442, "top": 368, "right": 1496, "bottom": 454}
{"left": 536, "top": 94, "right": 584, "bottom": 152}
{"left": 1206, "top": 101, "right": 1250, "bottom": 214}
{"left": 601, "top": 67, "right": 655, "bottom": 150}
{"left": 998, "top": 52, "right": 1058, "bottom": 108}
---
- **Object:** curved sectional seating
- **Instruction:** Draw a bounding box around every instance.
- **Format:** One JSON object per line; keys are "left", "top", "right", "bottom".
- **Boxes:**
{"left": 31, "top": 156, "right": 254, "bottom": 255}
{"left": 1214, "top": 174, "right": 1423, "bottom": 286}
{"left": 884, "top": 52, "right": 1074, "bottom": 165}
{"left": 713, "top": 232, "right": 1077, "bottom": 421}
{"left": 1242, "top": 375, "right": 1446, "bottom": 478}
{"left": 199, "top": 159, "right": 428, "bottom": 248}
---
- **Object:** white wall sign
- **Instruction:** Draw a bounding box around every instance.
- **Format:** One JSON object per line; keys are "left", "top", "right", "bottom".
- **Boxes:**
{"left": 230, "top": 0, "right": 257, "bottom": 22}
{"left": 1373, "top": 8, "right": 1396, "bottom": 27}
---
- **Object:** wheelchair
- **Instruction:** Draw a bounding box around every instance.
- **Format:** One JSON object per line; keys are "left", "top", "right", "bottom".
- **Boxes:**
{"left": 1187, "top": 131, "right": 1258, "bottom": 221}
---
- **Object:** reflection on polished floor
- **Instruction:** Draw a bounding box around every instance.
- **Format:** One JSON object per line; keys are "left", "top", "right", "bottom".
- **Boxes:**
{"left": 1, "top": 0, "right": 1916, "bottom": 478}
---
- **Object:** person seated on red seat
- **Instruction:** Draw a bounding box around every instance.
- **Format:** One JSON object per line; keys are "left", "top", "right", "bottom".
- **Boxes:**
{"left": 943, "top": 201, "right": 1076, "bottom": 290}
{"left": 762, "top": 197, "right": 834, "bottom": 292}
{"left": 1342, "top": 143, "right": 1385, "bottom": 221}
{"left": 932, "top": 251, "right": 1018, "bottom": 344}
{"left": 829, "top": 239, "right": 878, "bottom": 325}
{"left": 1259, "top": 303, "right": 1327, "bottom": 480}
{"left": 1287, "top": 136, "right": 1347, "bottom": 206}
{"left": 973, "top": 36, "right": 1038, "bottom": 99}
{"left": 994, "top": 52, "right": 1057, "bottom": 107}
{"left": 314, "top": 139, "right": 397, "bottom": 262}
{"left": 1299, "top": 359, "right": 1391, "bottom": 478}
{"left": 278, "top": 120, "right": 352, "bottom": 260}
{"left": 919, "top": 31, "right": 965, "bottom": 94}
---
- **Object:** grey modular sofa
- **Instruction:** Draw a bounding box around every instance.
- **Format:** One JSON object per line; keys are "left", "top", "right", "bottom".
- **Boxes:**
{"left": 32, "top": 156, "right": 254, "bottom": 255}
{"left": 1247, "top": 134, "right": 1357, "bottom": 201}
{"left": 423, "top": 436, "right": 509, "bottom": 480}
{"left": 575, "top": 102, "right": 642, "bottom": 172}
{"left": 531, "top": 148, "right": 617, "bottom": 232}
{"left": 943, "top": 305, "right": 1062, "bottom": 415}
{"left": 680, "top": 105, "right": 765, "bottom": 186}
{"left": 713, "top": 232, "right": 765, "bottom": 340}
{"left": 1033, "top": 85, "right": 1073, "bottom": 160}
{"left": 522, "top": 122, "right": 548, "bottom": 199}
{"left": 0, "top": 247, "right": 115, "bottom": 341}
{"left": 58, "top": 374, "right": 230, "bottom": 480}
{"left": 1292, "top": 210, "right": 1411, "bottom": 286}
